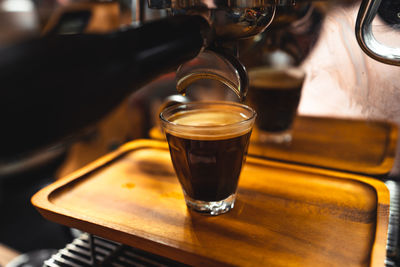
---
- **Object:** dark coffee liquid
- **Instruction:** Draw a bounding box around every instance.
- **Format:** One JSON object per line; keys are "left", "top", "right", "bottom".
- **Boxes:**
{"left": 166, "top": 131, "right": 251, "bottom": 201}
{"left": 248, "top": 68, "right": 304, "bottom": 132}
{"left": 164, "top": 109, "right": 253, "bottom": 202}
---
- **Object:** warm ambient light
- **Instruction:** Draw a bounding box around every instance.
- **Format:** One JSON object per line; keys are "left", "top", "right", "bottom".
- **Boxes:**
{"left": 1, "top": 0, "right": 35, "bottom": 12}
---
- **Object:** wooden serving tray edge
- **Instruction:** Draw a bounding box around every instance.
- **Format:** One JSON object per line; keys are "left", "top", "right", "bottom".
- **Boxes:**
{"left": 31, "top": 139, "right": 390, "bottom": 267}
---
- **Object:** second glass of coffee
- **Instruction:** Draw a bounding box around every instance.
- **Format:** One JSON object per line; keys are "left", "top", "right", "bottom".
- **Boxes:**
{"left": 160, "top": 102, "right": 256, "bottom": 215}
{"left": 248, "top": 67, "right": 305, "bottom": 144}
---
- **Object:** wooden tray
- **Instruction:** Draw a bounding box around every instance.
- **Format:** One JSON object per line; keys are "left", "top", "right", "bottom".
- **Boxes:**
{"left": 32, "top": 139, "right": 390, "bottom": 267}
{"left": 250, "top": 116, "right": 398, "bottom": 176}
{"left": 149, "top": 115, "right": 398, "bottom": 176}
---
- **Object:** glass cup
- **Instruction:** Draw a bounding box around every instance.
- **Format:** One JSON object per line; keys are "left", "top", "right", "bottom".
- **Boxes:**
{"left": 160, "top": 101, "right": 256, "bottom": 215}
{"left": 247, "top": 66, "right": 306, "bottom": 144}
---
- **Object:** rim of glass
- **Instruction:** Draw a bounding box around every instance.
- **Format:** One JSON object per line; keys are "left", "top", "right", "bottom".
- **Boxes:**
{"left": 159, "top": 101, "right": 256, "bottom": 129}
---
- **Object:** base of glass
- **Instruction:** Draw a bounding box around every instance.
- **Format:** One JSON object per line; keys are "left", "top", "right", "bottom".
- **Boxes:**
{"left": 258, "top": 129, "right": 292, "bottom": 144}
{"left": 184, "top": 193, "right": 236, "bottom": 216}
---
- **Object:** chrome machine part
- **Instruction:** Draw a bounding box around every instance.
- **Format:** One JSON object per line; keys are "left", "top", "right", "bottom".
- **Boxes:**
{"left": 41, "top": 233, "right": 187, "bottom": 267}
{"left": 147, "top": 0, "right": 276, "bottom": 101}
{"left": 356, "top": 0, "right": 400, "bottom": 66}
{"left": 176, "top": 49, "right": 249, "bottom": 101}
{"left": 148, "top": 0, "right": 277, "bottom": 41}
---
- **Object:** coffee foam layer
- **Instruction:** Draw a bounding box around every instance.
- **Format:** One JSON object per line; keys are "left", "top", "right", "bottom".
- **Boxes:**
{"left": 249, "top": 67, "right": 305, "bottom": 89}
{"left": 171, "top": 110, "right": 248, "bottom": 126}
{"left": 165, "top": 109, "right": 253, "bottom": 140}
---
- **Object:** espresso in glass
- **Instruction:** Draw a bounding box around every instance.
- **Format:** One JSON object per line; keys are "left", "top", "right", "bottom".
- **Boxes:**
{"left": 160, "top": 102, "right": 256, "bottom": 215}
{"left": 248, "top": 67, "right": 305, "bottom": 143}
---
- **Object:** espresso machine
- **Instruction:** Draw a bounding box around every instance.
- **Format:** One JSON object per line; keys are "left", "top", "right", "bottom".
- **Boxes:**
{"left": 0, "top": 0, "right": 398, "bottom": 170}
{"left": 144, "top": 0, "right": 400, "bottom": 85}
{"left": 136, "top": 0, "right": 400, "bottom": 176}
{"left": 1, "top": 0, "right": 400, "bottom": 265}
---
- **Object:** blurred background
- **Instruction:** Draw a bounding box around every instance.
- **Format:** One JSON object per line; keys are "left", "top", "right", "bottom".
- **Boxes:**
{"left": 0, "top": 0, "right": 400, "bottom": 265}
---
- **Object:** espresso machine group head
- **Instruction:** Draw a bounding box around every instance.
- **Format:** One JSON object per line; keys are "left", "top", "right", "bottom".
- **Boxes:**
{"left": 147, "top": 0, "right": 277, "bottom": 101}
{"left": 148, "top": 0, "right": 400, "bottom": 66}
{"left": 148, "top": 0, "right": 276, "bottom": 41}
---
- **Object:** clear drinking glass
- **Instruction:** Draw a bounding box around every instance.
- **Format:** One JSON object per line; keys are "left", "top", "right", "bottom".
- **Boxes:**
{"left": 247, "top": 66, "right": 305, "bottom": 144}
{"left": 160, "top": 101, "right": 256, "bottom": 215}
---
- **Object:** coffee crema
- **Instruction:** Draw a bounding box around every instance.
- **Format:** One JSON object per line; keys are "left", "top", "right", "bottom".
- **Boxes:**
{"left": 248, "top": 67, "right": 305, "bottom": 89}
{"left": 165, "top": 109, "right": 252, "bottom": 140}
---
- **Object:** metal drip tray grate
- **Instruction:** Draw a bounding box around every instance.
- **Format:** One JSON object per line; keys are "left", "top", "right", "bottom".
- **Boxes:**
{"left": 385, "top": 180, "right": 400, "bottom": 267}
{"left": 44, "top": 234, "right": 186, "bottom": 267}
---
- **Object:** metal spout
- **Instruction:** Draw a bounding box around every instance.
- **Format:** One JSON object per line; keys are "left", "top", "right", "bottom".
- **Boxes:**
{"left": 175, "top": 49, "right": 248, "bottom": 102}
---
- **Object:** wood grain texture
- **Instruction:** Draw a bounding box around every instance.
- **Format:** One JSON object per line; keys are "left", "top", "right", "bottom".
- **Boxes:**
{"left": 150, "top": 115, "right": 397, "bottom": 176}
{"left": 32, "top": 139, "right": 389, "bottom": 267}
{"left": 250, "top": 116, "right": 397, "bottom": 176}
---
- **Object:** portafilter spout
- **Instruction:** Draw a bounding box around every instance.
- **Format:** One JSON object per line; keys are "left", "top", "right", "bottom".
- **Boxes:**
{"left": 175, "top": 47, "right": 249, "bottom": 101}
{"left": 148, "top": 0, "right": 277, "bottom": 101}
